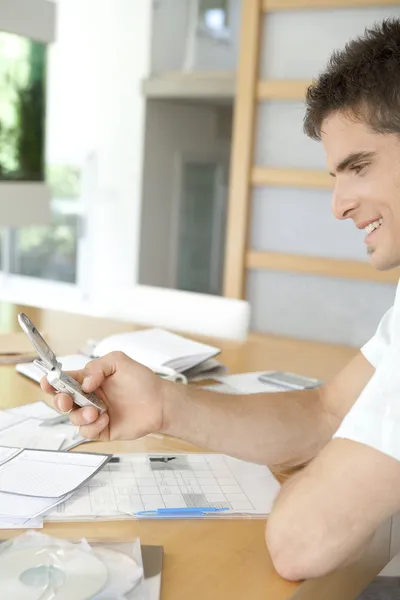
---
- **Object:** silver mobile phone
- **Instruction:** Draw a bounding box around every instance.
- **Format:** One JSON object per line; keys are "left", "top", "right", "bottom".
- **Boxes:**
{"left": 258, "top": 370, "right": 323, "bottom": 390}
{"left": 17, "top": 312, "right": 106, "bottom": 414}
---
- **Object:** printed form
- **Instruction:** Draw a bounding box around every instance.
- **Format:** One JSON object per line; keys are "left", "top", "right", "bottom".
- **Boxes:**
{"left": 46, "top": 453, "right": 281, "bottom": 520}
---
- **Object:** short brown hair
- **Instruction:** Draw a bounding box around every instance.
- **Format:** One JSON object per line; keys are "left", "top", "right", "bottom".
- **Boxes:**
{"left": 304, "top": 18, "right": 400, "bottom": 140}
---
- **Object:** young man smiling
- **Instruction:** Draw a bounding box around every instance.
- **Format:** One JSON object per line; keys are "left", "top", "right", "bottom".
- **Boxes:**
{"left": 43, "top": 18, "right": 400, "bottom": 597}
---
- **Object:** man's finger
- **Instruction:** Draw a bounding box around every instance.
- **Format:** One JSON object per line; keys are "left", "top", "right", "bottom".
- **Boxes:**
{"left": 54, "top": 393, "right": 75, "bottom": 413}
{"left": 80, "top": 353, "right": 123, "bottom": 392}
{"left": 40, "top": 369, "right": 86, "bottom": 395}
{"left": 79, "top": 413, "right": 110, "bottom": 441}
{"left": 68, "top": 405, "right": 100, "bottom": 426}
{"left": 40, "top": 376, "right": 56, "bottom": 394}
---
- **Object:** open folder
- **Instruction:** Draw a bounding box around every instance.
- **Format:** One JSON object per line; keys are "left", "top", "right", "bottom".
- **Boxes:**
{"left": 16, "top": 327, "right": 225, "bottom": 383}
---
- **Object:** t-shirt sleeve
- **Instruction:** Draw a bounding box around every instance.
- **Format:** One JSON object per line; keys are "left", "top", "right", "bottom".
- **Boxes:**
{"left": 360, "top": 306, "right": 393, "bottom": 368}
{"left": 333, "top": 342, "right": 400, "bottom": 460}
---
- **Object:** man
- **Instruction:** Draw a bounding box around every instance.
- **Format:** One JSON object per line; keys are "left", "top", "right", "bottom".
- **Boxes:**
{"left": 42, "top": 18, "right": 400, "bottom": 594}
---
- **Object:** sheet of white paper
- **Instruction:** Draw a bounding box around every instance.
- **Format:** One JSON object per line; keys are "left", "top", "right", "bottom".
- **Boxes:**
{"left": 0, "top": 448, "right": 109, "bottom": 498}
{"left": 0, "top": 412, "right": 27, "bottom": 432}
{"left": 0, "top": 517, "right": 43, "bottom": 529}
{"left": 7, "top": 401, "right": 60, "bottom": 420}
{"left": 44, "top": 422, "right": 87, "bottom": 451}
{"left": 0, "top": 447, "right": 20, "bottom": 466}
{"left": 212, "top": 372, "right": 288, "bottom": 394}
{"left": 60, "top": 436, "right": 89, "bottom": 451}
{"left": 0, "top": 490, "right": 69, "bottom": 520}
{"left": 0, "top": 419, "right": 65, "bottom": 451}
{"left": 46, "top": 453, "right": 281, "bottom": 520}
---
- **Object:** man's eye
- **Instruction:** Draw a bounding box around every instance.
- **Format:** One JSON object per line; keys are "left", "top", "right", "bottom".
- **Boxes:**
{"left": 351, "top": 164, "right": 367, "bottom": 174}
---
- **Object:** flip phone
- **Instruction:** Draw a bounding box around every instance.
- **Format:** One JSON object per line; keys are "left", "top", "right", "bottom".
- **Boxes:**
{"left": 18, "top": 312, "right": 106, "bottom": 414}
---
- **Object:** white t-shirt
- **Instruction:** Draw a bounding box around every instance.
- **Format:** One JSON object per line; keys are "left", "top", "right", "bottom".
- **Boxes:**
{"left": 333, "top": 281, "right": 400, "bottom": 460}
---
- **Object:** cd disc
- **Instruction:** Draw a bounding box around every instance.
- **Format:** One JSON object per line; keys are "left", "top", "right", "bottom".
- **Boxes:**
{"left": 93, "top": 547, "right": 143, "bottom": 596}
{"left": 0, "top": 546, "right": 108, "bottom": 600}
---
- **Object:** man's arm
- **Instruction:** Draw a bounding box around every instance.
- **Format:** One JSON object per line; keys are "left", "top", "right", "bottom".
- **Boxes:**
{"left": 43, "top": 349, "right": 373, "bottom": 467}
{"left": 266, "top": 437, "right": 400, "bottom": 581}
{"left": 161, "top": 350, "right": 374, "bottom": 467}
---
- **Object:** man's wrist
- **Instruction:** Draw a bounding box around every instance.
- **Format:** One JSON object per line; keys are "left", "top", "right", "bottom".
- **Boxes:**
{"left": 159, "top": 379, "right": 190, "bottom": 436}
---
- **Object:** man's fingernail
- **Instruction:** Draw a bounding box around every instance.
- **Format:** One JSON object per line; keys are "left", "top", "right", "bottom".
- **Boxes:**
{"left": 83, "top": 409, "right": 94, "bottom": 423}
{"left": 82, "top": 377, "right": 92, "bottom": 390}
{"left": 55, "top": 397, "right": 61, "bottom": 411}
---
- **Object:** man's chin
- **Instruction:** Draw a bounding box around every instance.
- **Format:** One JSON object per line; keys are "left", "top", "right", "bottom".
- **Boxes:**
{"left": 369, "top": 252, "right": 400, "bottom": 271}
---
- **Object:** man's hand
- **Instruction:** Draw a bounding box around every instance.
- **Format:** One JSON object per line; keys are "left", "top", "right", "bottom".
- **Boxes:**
{"left": 41, "top": 349, "right": 375, "bottom": 468}
{"left": 40, "top": 351, "right": 169, "bottom": 441}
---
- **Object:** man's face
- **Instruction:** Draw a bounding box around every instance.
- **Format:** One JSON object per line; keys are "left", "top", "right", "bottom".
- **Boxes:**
{"left": 322, "top": 111, "right": 400, "bottom": 270}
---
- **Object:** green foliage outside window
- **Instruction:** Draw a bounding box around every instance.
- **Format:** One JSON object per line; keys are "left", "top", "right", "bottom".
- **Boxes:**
{"left": 0, "top": 32, "right": 46, "bottom": 181}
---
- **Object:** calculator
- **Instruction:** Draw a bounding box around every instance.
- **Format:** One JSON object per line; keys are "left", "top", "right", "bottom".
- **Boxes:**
{"left": 258, "top": 371, "right": 323, "bottom": 390}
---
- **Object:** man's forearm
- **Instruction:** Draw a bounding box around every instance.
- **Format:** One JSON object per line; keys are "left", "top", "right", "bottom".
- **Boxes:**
{"left": 161, "top": 384, "right": 336, "bottom": 467}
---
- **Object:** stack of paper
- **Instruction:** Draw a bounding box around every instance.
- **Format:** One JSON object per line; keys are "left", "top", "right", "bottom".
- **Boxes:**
{"left": 0, "top": 447, "right": 110, "bottom": 529}
{"left": 0, "top": 401, "right": 88, "bottom": 451}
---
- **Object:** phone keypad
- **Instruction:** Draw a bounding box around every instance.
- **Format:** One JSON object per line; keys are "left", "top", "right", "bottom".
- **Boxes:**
{"left": 60, "top": 373, "right": 106, "bottom": 412}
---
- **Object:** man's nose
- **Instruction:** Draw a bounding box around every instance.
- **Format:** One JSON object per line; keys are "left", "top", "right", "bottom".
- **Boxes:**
{"left": 331, "top": 180, "right": 359, "bottom": 220}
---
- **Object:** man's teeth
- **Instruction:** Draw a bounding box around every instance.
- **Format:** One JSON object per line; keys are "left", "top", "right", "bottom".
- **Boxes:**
{"left": 365, "top": 218, "right": 383, "bottom": 234}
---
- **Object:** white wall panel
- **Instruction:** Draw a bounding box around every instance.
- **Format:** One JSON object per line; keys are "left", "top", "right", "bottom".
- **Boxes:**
{"left": 260, "top": 7, "right": 400, "bottom": 80}
{"left": 255, "top": 101, "right": 327, "bottom": 168}
{"left": 247, "top": 270, "right": 396, "bottom": 347}
{"left": 250, "top": 187, "right": 367, "bottom": 261}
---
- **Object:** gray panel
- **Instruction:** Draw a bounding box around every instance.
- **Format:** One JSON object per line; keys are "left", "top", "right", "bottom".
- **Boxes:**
{"left": 250, "top": 187, "right": 367, "bottom": 261}
{"left": 261, "top": 7, "right": 400, "bottom": 80}
{"left": 255, "top": 102, "right": 326, "bottom": 169}
{"left": 247, "top": 270, "right": 396, "bottom": 347}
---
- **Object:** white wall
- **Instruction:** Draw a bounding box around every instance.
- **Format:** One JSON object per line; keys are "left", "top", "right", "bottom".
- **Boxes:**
{"left": 248, "top": 6, "right": 400, "bottom": 347}
{"left": 150, "top": 0, "right": 190, "bottom": 74}
{"left": 150, "top": 0, "right": 241, "bottom": 73}
{"left": 138, "top": 101, "right": 231, "bottom": 288}
{"left": 47, "top": 0, "right": 153, "bottom": 293}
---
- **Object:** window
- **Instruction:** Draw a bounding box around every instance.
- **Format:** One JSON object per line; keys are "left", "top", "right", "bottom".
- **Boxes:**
{"left": 175, "top": 160, "right": 227, "bottom": 295}
{"left": 0, "top": 32, "right": 46, "bottom": 182}
{"left": 198, "top": 0, "right": 230, "bottom": 39}
{"left": 5, "top": 165, "right": 80, "bottom": 283}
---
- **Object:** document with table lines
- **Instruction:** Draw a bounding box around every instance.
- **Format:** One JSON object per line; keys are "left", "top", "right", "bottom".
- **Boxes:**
{"left": 46, "top": 453, "right": 281, "bottom": 520}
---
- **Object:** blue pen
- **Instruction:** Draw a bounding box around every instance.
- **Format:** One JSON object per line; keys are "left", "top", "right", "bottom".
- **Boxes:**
{"left": 136, "top": 507, "right": 229, "bottom": 517}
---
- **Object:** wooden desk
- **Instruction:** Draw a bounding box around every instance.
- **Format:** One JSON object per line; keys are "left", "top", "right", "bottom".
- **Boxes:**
{"left": 0, "top": 303, "right": 392, "bottom": 600}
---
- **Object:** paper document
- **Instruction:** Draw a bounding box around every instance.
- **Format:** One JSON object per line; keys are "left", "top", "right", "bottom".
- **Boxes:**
{"left": 7, "top": 400, "right": 64, "bottom": 421}
{"left": 0, "top": 418, "right": 65, "bottom": 451}
{"left": 0, "top": 402, "right": 87, "bottom": 452}
{"left": 0, "top": 446, "right": 110, "bottom": 526}
{"left": 0, "top": 449, "right": 110, "bottom": 498}
{"left": 0, "top": 518, "right": 43, "bottom": 529}
{"left": 0, "top": 490, "right": 72, "bottom": 521}
{"left": 0, "top": 447, "right": 20, "bottom": 466}
{"left": 46, "top": 453, "right": 281, "bottom": 521}
{"left": 0, "top": 412, "right": 26, "bottom": 433}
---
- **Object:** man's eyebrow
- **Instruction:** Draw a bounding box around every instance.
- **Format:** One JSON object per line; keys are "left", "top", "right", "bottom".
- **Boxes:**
{"left": 329, "top": 151, "right": 376, "bottom": 177}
